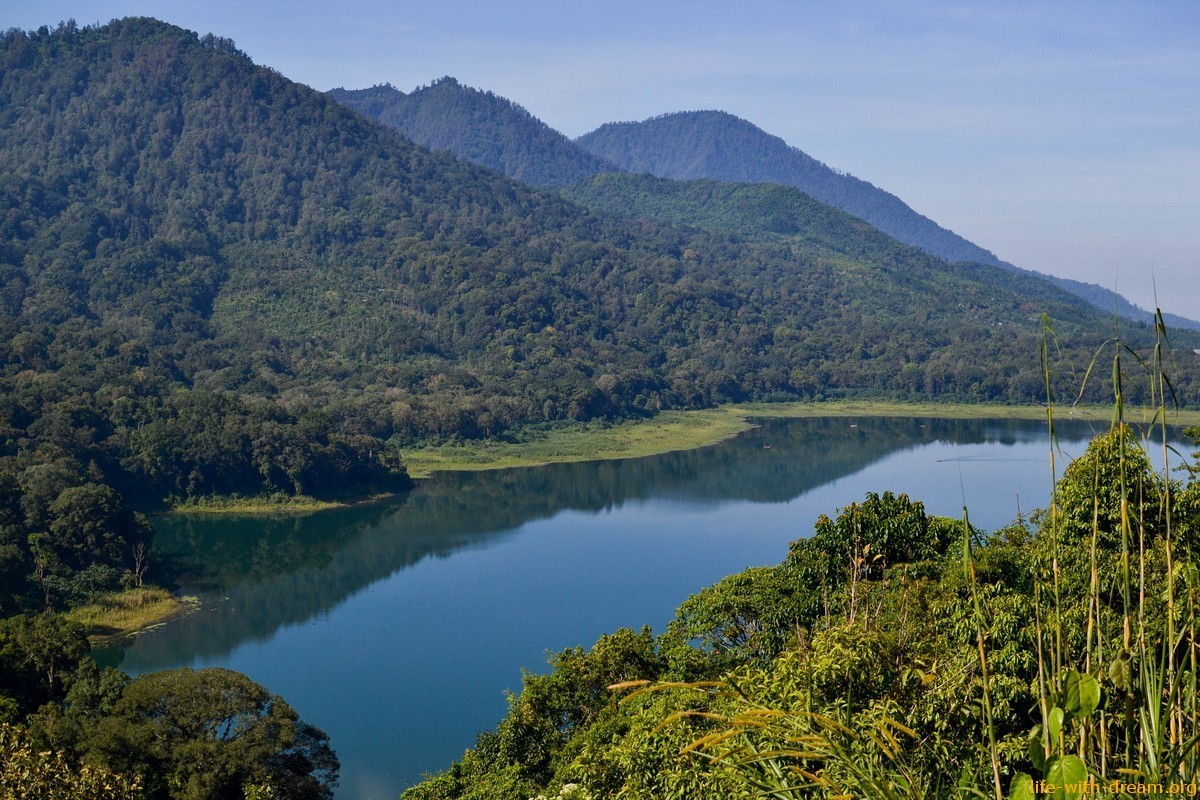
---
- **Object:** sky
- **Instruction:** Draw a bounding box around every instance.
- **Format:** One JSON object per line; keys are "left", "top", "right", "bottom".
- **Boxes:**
{"left": 6, "top": 0, "right": 1199, "bottom": 318}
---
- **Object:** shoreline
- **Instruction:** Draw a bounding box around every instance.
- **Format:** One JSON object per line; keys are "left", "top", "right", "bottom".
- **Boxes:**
{"left": 166, "top": 491, "right": 397, "bottom": 516}
{"left": 66, "top": 587, "right": 199, "bottom": 643}
{"left": 151, "top": 401, "right": 1200, "bottom": 498}
{"left": 400, "top": 399, "right": 1200, "bottom": 478}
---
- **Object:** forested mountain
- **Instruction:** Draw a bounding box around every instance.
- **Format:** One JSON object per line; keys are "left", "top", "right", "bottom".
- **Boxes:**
{"left": 575, "top": 110, "right": 1200, "bottom": 330}
{"left": 1, "top": 18, "right": 1198, "bottom": 797}
{"left": 0, "top": 16, "right": 1195, "bottom": 529}
{"left": 330, "top": 80, "right": 1199, "bottom": 332}
{"left": 330, "top": 79, "right": 617, "bottom": 187}
{"left": 576, "top": 110, "right": 1000, "bottom": 265}
{"left": 561, "top": 174, "right": 1199, "bottom": 332}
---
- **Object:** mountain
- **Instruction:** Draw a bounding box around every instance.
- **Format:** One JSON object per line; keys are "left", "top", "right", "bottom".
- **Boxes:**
{"left": 331, "top": 81, "right": 1199, "bottom": 332}
{"left": 576, "top": 110, "right": 1000, "bottom": 265}
{"left": 562, "top": 173, "right": 1135, "bottom": 328}
{"left": 330, "top": 79, "right": 616, "bottom": 187}
{"left": 576, "top": 110, "right": 1200, "bottom": 331}
{"left": 0, "top": 18, "right": 1194, "bottom": 512}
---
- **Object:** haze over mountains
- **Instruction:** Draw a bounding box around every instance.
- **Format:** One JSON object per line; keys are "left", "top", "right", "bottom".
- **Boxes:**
{"left": 1, "top": 17, "right": 1196, "bottom": 514}
{"left": 335, "top": 77, "right": 1198, "bottom": 331}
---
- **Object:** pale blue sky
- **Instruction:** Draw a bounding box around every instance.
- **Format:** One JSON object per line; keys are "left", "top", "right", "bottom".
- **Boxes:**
{"left": 7, "top": 1, "right": 1198, "bottom": 318}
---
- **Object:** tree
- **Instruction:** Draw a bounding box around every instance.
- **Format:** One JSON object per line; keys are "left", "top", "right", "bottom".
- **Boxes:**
{"left": 47, "top": 483, "right": 152, "bottom": 574}
{"left": 0, "top": 613, "right": 90, "bottom": 717}
{"left": 0, "top": 722, "right": 142, "bottom": 800}
{"left": 1049, "top": 425, "right": 1166, "bottom": 549}
{"left": 85, "top": 668, "right": 338, "bottom": 800}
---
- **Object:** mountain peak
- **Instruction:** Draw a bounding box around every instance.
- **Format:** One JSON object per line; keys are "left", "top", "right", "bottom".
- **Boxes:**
{"left": 332, "top": 76, "right": 617, "bottom": 187}
{"left": 576, "top": 109, "right": 1000, "bottom": 266}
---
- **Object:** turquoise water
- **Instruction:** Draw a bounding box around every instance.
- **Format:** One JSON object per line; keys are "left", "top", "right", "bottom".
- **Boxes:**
{"left": 97, "top": 415, "right": 1188, "bottom": 799}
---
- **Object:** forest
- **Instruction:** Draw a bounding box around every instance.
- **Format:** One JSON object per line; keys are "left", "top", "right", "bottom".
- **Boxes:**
{"left": 2, "top": 16, "right": 1200, "bottom": 799}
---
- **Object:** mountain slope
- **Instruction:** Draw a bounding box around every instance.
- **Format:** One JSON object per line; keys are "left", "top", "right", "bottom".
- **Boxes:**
{"left": 330, "top": 79, "right": 617, "bottom": 187}
{"left": 562, "top": 173, "right": 1134, "bottom": 334}
{"left": 576, "top": 111, "right": 1200, "bottom": 331}
{"left": 576, "top": 110, "right": 999, "bottom": 265}
{"left": 0, "top": 16, "right": 1194, "bottom": 511}
{"left": 1028, "top": 273, "right": 1200, "bottom": 331}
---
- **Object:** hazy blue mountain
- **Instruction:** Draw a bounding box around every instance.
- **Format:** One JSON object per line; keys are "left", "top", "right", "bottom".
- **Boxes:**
{"left": 330, "top": 78, "right": 617, "bottom": 187}
{"left": 576, "top": 110, "right": 999, "bottom": 265}
{"left": 1028, "top": 272, "right": 1200, "bottom": 331}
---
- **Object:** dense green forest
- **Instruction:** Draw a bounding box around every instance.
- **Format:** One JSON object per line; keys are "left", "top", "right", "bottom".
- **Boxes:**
{"left": 402, "top": 421, "right": 1200, "bottom": 800}
{"left": 2, "top": 16, "right": 1200, "bottom": 798}
{"left": 575, "top": 111, "right": 1200, "bottom": 331}
{"left": 4, "top": 16, "right": 1190, "bottom": 511}
{"left": 330, "top": 80, "right": 617, "bottom": 187}
{"left": 560, "top": 175, "right": 1200, "bottom": 331}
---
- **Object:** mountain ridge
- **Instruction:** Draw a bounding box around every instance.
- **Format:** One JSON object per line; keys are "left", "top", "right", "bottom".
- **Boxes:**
{"left": 328, "top": 79, "right": 1196, "bottom": 331}
{"left": 329, "top": 79, "right": 618, "bottom": 187}
{"left": 576, "top": 109, "right": 1004, "bottom": 266}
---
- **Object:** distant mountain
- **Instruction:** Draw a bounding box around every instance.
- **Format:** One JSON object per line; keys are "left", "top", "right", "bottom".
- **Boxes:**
{"left": 330, "top": 79, "right": 617, "bottom": 187}
{"left": 576, "top": 110, "right": 1000, "bottom": 265}
{"left": 576, "top": 110, "right": 1200, "bottom": 331}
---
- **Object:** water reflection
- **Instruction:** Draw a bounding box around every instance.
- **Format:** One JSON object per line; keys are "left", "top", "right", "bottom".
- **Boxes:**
{"left": 102, "top": 415, "right": 1121, "bottom": 671}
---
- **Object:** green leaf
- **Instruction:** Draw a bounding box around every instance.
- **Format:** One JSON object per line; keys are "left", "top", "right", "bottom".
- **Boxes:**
{"left": 1045, "top": 755, "right": 1089, "bottom": 800}
{"left": 1027, "top": 731, "right": 1046, "bottom": 772}
{"left": 1109, "top": 650, "right": 1132, "bottom": 692}
{"left": 1064, "top": 670, "right": 1101, "bottom": 718}
{"left": 1047, "top": 706, "right": 1065, "bottom": 746}
{"left": 1010, "top": 772, "right": 1035, "bottom": 800}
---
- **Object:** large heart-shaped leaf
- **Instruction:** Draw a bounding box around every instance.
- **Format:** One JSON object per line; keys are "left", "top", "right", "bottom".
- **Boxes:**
{"left": 1064, "top": 670, "right": 1101, "bottom": 718}
{"left": 1045, "top": 755, "right": 1090, "bottom": 800}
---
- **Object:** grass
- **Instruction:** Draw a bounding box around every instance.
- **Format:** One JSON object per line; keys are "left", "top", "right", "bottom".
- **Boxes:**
{"left": 400, "top": 409, "right": 755, "bottom": 478}
{"left": 168, "top": 491, "right": 394, "bottom": 515}
{"left": 401, "top": 400, "right": 1200, "bottom": 478}
{"left": 64, "top": 586, "right": 190, "bottom": 640}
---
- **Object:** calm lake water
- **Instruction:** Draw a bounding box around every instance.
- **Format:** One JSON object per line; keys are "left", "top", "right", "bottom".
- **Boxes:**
{"left": 96, "top": 415, "right": 1192, "bottom": 800}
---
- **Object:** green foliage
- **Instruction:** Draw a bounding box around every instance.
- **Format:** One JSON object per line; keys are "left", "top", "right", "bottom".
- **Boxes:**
{"left": 74, "top": 667, "right": 338, "bottom": 800}
{"left": 0, "top": 613, "right": 90, "bottom": 717}
{"left": 0, "top": 721, "right": 142, "bottom": 800}
{"left": 1050, "top": 424, "right": 1166, "bottom": 548}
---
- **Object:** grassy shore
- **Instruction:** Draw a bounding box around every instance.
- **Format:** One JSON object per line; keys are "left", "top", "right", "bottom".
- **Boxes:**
{"left": 401, "top": 400, "right": 1200, "bottom": 478}
{"left": 401, "top": 409, "right": 754, "bottom": 478}
{"left": 65, "top": 586, "right": 192, "bottom": 640}
{"left": 168, "top": 492, "right": 394, "bottom": 515}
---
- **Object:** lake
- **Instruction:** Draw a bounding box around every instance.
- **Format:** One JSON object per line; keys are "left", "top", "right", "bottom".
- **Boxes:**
{"left": 96, "top": 415, "right": 1190, "bottom": 800}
